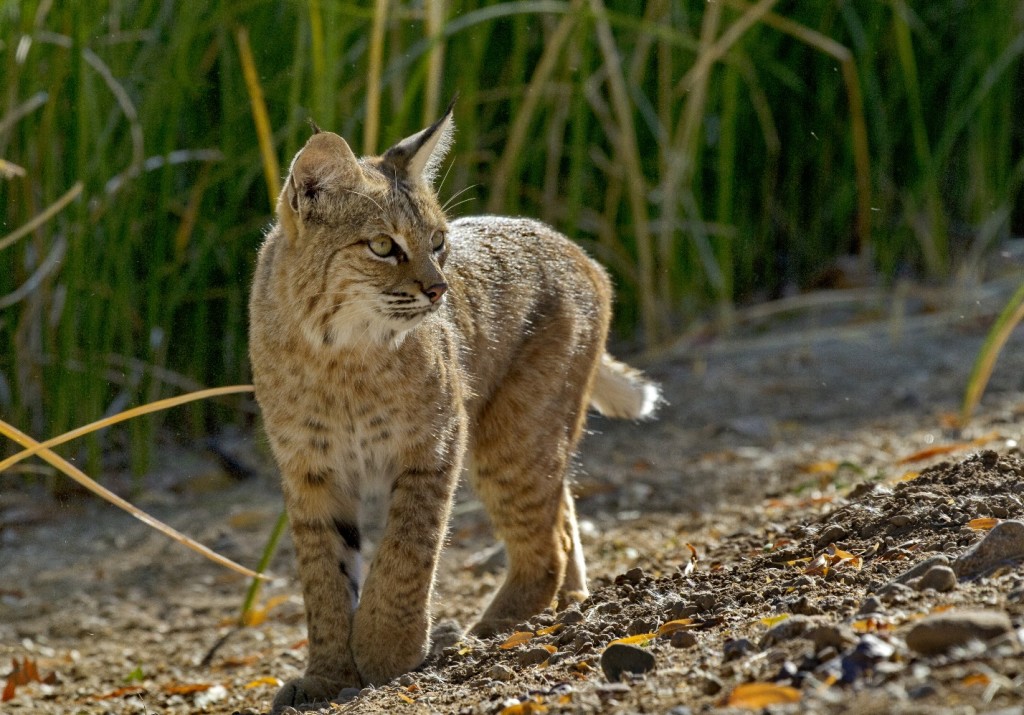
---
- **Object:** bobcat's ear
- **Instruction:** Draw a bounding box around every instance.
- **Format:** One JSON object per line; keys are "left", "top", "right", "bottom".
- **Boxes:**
{"left": 381, "top": 98, "right": 455, "bottom": 185}
{"left": 278, "top": 129, "right": 362, "bottom": 241}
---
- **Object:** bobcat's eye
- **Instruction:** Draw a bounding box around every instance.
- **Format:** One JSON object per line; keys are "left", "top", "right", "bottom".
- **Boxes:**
{"left": 368, "top": 235, "right": 395, "bottom": 258}
{"left": 430, "top": 230, "right": 446, "bottom": 252}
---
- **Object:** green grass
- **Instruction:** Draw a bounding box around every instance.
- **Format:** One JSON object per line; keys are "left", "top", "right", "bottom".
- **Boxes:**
{"left": 1, "top": 0, "right": 1022, "bottom": 468}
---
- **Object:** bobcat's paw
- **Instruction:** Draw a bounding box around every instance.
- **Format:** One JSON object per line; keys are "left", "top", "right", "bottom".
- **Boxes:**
{"left": 272, "top": 675, "right": 349, "bottom": 711}
{"left": 469, "top": 616, "right": 518, "bottom": 639}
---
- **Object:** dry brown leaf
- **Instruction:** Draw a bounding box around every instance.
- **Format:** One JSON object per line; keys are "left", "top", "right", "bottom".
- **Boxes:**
{"left": 608, "top": 633, "right": 656, "bottom": 647}
{"left": 242, "top": 594, "right": 291, "bottom": 627}
{"left": 800, "top": 460, "right": 839, "bottom": 474}
{"left": 962, "top": 672, "right": 991, "bottom": 687}
{"left": 396, "top": 692, "right": 415, "bottom": 703}
{"left": 803, "top": 553, "right": 830, "bottom": 577}
{"left": 535, "top": 624, "right": 563, "bottom": 637}
{"left": 3, "top": 657, "right": 56, "bottom": 702}
{"left": 968, "top": 517, "right": 1000, "bottom": 531}
{"left": 657, "top": 619, "right": 695, "bottom": 637}
{"left": 725, "top": 682, "right": 802, "bottom": 708}
{"left": 897, "top": 432, "right": 999, "bottom": 464}
{"left": 162, "top": 682, "right": 213, "bottom": 695}
{"left": 88, "top": 685, "right": 147, "bottom": 701}
{"left": 243, "top": 676, "right": 280, "bottom": 689}
{"left": 499, "top": 631, "right": 534, "bottom": 649}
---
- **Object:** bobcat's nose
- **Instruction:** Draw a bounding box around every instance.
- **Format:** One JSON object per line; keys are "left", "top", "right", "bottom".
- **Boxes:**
{"left": 423, "top": 282, "right": 447, "bottom": 304}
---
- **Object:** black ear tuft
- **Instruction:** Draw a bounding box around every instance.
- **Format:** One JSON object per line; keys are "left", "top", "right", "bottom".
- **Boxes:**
{"left": 307, "top": 117, "right": 323, "bottom": 135}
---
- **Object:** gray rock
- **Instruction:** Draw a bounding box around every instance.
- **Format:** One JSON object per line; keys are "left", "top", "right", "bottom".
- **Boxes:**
{"left": 722, "top": 637, "right": 756, "bottom": 661}
{"left": 955, "top": 520, "right": 1024, "bottom": 578}
{"left": 558, "top": 608, "right": 585, "bottom": 625}
{"left": 807, "top": 624, "right": 856, "bottom": 652}
{"left": 815, "top": 524, "right": 848, "bottom": 549}
{"left": 904, "top": 609, "right": 1013, "bottom": 656}
{"left": 518, "top": 646, "right": 553, "bottom": 666}
{"left": 857, "top": 596, "right": 882, "bottom": 615}
{"left": 889, "top": 555, "right": 951, "bottom": 586}
{"left": 759, "top": 615, "right": 816, "bottom": 649}
{"left": 915, "top": 565, "right": 957, "bottom": 592}
{"left": 670, "top": 630, "right": 699, "bottom": 649}
{"left": 601, "top": 643, "right": 656, "bottom": 681}
{"left": 489, "top": 663, "right": 514, "bottom": 681}
{"left": 694, "top": 669, "right": 724, "bottom": 695}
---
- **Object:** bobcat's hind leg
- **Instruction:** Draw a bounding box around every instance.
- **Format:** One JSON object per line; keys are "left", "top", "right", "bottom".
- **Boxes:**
{"left": 558, "top": 481, "right": 589, "bottom": 608}
{"left": 468, "top": 360, "right": 596, "bottom": 637}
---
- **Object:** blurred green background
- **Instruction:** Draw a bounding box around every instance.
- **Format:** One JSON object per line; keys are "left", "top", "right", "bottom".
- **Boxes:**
{"left": 2, "top": 0, "right": 1023, "bottom": 469}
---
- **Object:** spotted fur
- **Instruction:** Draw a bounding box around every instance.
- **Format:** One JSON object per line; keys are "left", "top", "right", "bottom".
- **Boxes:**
{"left": 249, "top": 105, "right": 660, "bottom": 710}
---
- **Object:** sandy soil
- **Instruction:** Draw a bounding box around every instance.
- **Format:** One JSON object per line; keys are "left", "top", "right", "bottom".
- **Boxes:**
{"left": 2, "top": 283, "right": 1024, "bottom": 714}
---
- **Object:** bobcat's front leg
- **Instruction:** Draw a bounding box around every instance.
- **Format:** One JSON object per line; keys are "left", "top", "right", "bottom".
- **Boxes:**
{"left": 352, "top": 463, "right": 459, "bottom": 684}
{"left": 273, "top": 473, "right": 362, "bottom": 709}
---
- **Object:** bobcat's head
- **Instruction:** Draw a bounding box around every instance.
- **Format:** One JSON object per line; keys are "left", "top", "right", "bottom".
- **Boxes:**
{"left": 274, "top": 103, "right": 455, "bottom": 350}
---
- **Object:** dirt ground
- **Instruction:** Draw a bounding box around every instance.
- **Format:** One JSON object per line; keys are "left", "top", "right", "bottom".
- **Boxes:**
{"left": 2, "top": 279, "right": 1024, "bottom": 714}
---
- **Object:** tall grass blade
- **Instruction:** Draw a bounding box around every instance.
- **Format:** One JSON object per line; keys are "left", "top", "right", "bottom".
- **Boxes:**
{"left": 236, "top": 26, "right": 281, "bottom": 210}
{"left": 0, "top": 417, "right": 267, "bottom": 581}
{"left": 0, "top": 385, "right": 254, "bottom": 473}
{"left": 0, "top": 181, "right": 82, "bottom": 253}
{"left": 961, "top": 282, "right": 1024, "bottom": 425}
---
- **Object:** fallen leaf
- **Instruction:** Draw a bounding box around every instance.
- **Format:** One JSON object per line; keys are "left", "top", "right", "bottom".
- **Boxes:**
{"left": 657, "top": 619, "right": 695, "bottom": 637}
{"left": 499, "top": 631, "right": 534, "bottom": 649}
{"left": 800, "top": 460, "right": 839, "bottom": 474}
{"left": 607, "top": 633, "right": 656, "bottom": 647}
{"left": 898, "top": 471, "right": 920, "bottom": 482}
{"left": 242, "top": 594, "right": 291, "bottom": 627}
{"left": 968, "top": 517, "right": 1000, "bottom": 530}
{"left": 397, "top": 692, "right": 415, "bottom": 703}
{"left": 898, "top": 432, "right": 999, "bottom": 464}
{"left": 681, "top": 542, "right": 698, "bottom": 576}
{"left": 725, "top": 682, "right": 802, "bottom": 708}
{"left": 535, "top": 624, "right": 563, "bottom": 637}
{"left": 88, "top": 685, "right": 147, "bottom": 701}
{"left": 803, "top": 553, "right": 830, "bottom": 577}
{"left": 540, "top": 644, "right": 557, "bottom": 654}
{"left": 3, "top": 657, "right": 56, "bottom": 702}
{"left": 244, "top": 676, "right": 281, "bottom": 689}
{"left": 759, "top": 614, "right": 790, "bottom": 628}
{"left": 962, "top": 672, "right": 991, "bottom": 687}
{"left": 162, "top": 683, "right": 213, "bottom": 695}
{"left": 826, "top": 543, "right": 863, "bottom": 570}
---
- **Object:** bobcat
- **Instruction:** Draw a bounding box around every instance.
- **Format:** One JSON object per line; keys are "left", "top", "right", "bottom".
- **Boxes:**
{"left": 249, "top": 103, "right": 660, "bottom": 709}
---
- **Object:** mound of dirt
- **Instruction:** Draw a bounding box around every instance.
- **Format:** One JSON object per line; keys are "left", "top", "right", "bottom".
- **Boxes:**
{"left": 330, "top": 450, "right": 1024, "bottom": 715}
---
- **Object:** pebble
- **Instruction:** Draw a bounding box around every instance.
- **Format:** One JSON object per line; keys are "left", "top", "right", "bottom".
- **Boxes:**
{"left": 627, "top": 617, "right": 658, "bottom": 635}
{"left": 955, "top": 520, "right": 1024, "bottom": 578}
{"left": 489, "top": 663, "right": 514, "bottom": 681}
{"left": 722, "top": 637, "right": 756, "bottom": 661}
{"left": 759, "top": 615, "right": 816, "bottom": 649}
{"left": 558, "top": 608, "right": 585, "bottom": 625}
{"left": 616, "top": 567, "right": 646, "bottom": 585}
{"left": 904, "top": 609, "right": 1013, "bottom": 656}
{"left": 807, "top": 624, "right": 856, "bottom": 652}
{"left": 857, "top": 596, "right": 882, "bottom": 615}
{"left": 518, "top": 646, "right": 553, "bottom": 666}
{"left": 670, "top": 630, "right": 699, "bottom": 649}
{"left": 600, "top": 643, "right": 656, "bottom": 681}
{"left": 890, "top": 555, "right": 951, "bottom": 586}
{"left": 914, "top": 565, "right": 957, "bottom": 592}
{"left": 815, "top": 524, "right": 848, "bottom": 549}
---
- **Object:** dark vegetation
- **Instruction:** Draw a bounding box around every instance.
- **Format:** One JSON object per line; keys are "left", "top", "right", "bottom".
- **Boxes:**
{"left": 1, "top": 1, "right": 1022, "bottom": 469}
